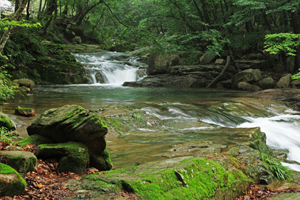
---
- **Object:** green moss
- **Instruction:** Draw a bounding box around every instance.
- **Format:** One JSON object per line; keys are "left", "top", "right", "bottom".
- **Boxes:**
{"left": 18, "top": 135, "right": 54, "bottom": 146}
{"left": 72, "top": 114, "right": 86, "bottom": 126}
{"left": 98, "top": 120, "right": 108, "bottom": 129}
{"left": 36, "top": 142, "right": 89, "bottom": 174}
{"left": 15, "top": 108, "right": 34, "bottom": 112}
{"left": 0, "top": 114, "right": 13, "bottom": 129}
{"left": 64, "top": 106, "right": 85, "bottom": 119}
{"left": 0, "top": 163, "right": 27, "bottom": 197}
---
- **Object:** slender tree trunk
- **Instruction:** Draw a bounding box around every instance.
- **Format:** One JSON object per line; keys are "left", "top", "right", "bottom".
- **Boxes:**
{"left": 207, "top": 56, "right": 231, "bottom": 88}
{"left": 15, "top": 0, "right": 20, "bottom": 13}
{"left": 26, "top": 0, "right": 30, "bottom": 20}
{"left": 0, "top": 0, "right": 29, "bottom": 54}
{"left": 261, "top": 11, "right": 272, "bottom": 31}
{"left": 192, "top": 0, "right": 206, "bottom": 30}
{"left": 200, "top": 0, "right": 210, "bottom": 24}
{"left": 290, "top": 11, "right": 300, "bottom": 33}
{"left": 37, "top": 0, "right": 42, "bottom": 20}
{"left": 41, "top": 0, "right": 47, "bottom": 13}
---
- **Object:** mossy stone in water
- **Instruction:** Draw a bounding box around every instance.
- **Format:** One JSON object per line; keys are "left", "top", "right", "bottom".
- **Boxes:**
{"left": 0, "top": 163, "right": 27, "bottom": 197}
{"left": 36, "top": 141, "right": 89, "bottom": 174}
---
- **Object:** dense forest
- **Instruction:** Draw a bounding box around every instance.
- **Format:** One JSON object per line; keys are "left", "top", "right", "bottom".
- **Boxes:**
{"left": 0, "top": 0, "right": 300, "bottom": 100}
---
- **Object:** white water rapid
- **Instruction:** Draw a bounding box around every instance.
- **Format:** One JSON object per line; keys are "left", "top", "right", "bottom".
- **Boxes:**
{"left": 238, "top": 110, "right": 300, "bottom": 172}
{"left": 73, "top": 52, "right": 147, "bottom": 86}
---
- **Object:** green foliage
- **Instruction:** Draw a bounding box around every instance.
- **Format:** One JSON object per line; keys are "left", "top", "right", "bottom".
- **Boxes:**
{"left": 0, "top": 68, "right": 16, "bottom": 103}
{"left": 264, "top": 33, "right": 300, "bottom": 56}
{"left": 260, "top": 152, "right": 292, "bottom": 180}
{"left": 292, "top": 69, "right": 300, "bottom": 80}
{"left": 0, "top": 19, "right": 41, "bottom": 30}
{"left": 0, "top": 127, "right": 23, "bottom": 144}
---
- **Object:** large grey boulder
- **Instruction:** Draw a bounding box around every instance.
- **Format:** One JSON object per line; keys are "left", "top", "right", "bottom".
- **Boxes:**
{"left": 231, "top": 69, "right": 261, "bottom": 89}
{"left": 276, "top": 74, "right": 291, "bottom": 88}
{"left": 0, "top": 163, "right": 26, "bottom": 197}
{"left": 259, "top": 77, "right": 275, "bottom": 89}
{"left": 27, "top": 105, "right": 108, "bottom": 155}
{"left": 0, "top": 151, "right": 37, "bottom": 173}
{"left": 147, "top": 53, "right": 180, "bottom": 75}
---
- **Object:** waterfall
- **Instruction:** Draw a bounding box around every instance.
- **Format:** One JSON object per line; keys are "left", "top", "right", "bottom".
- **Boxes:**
{"left": 73, "top": 52, "right": 147, "bottom": 86}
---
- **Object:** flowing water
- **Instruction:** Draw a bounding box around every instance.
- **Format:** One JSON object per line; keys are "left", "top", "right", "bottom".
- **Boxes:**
{"left": 2, "top": 52, "right": 300, "bottom": 171}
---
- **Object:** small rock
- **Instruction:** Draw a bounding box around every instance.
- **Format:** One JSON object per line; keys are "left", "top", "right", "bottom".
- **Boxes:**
{"left": 259, "top": 77, "right": 275, "bottom": 89}
{"left": 276, "top": 74, "right": 291, "bottom": 88}
{"left": 200, "top": 54, "right": 216, "bottom": 64}
{"left": 291, "top": 79, "right": 300, "bottom": 86}
{"left": 215, "top": 59, "right": 225, "bottom": 65}
{"left": 15, "top": 107, "right": 35, "bottom": 117}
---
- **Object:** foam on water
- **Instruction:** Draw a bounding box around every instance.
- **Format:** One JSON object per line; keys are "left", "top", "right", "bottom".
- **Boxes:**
{"left": 238, "top": 112, "right": 300, "bottom": 171}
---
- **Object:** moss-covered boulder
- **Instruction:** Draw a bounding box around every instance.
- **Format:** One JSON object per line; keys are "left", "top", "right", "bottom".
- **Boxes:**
{"left": 0, "top": 163, "right": 27, "bottom": 197}
{"left": 0, "top": 151, "right": 37, "bottom": 173}
{"left": 90, "top": 149, "right": 113, "bottom": 171}
{"left": 27, "top": 105, "right": 108, "bottom": 155}
{"left": 36, "top": 142, "right": 89, "bottom": 173}
{"left": 0, "top": 112, "right": 16, "bottom": 131}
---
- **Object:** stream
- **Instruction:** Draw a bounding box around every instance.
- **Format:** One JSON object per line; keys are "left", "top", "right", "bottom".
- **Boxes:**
{"left": 2, "top": 52, "right": 300, "bottom": 172}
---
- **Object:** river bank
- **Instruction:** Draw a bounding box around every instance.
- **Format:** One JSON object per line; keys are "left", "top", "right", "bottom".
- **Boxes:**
{"left": 2, "top": 85, "right": 300, "bottom": 199}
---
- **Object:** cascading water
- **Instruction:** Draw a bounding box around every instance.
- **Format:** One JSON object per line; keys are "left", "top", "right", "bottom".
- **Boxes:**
{"left": 238, "top": 110, "right": 300, "bottom": 171}
{"left": 73, "top": 52, "right": 147, "bottom": 86}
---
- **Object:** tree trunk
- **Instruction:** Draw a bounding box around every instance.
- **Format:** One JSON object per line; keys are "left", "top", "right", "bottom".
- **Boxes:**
{"left": 37, "top": 0, "right": 42, "bottom": 20}
{"left": 0, "top": 0, "right": 29, "bottom": 54}
{"left": 206, "top": 56, "right": 231, "bottom": 88}
{"left": 26, "top": 0, "right": 30, "bottom": 20}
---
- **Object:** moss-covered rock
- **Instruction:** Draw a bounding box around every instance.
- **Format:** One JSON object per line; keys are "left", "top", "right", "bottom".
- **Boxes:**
{"left": 18, "top": 134, "right": 54, "bottom": 146}
{"left": 15, "top": 107, "right": 36, "bottom": 117}
{"left": 0, "top": 163, "right": 27, "bottom": 197}
{"left": 27, "top": 105, "right": 108, "bottom": 155}
{"left": 90, "top": 149, "right": 113, "bottom": 171}
{"left": 36, "top": 142, "right": 89, "bottom": 174}
{"left": 13, "top": 78, "right": 35, "bottom": 90}
{"left": 0, "top": 112, "right": 16, "bottom": 131}
{"left": 0, "top": 151, "right": 37, "bottom": 173}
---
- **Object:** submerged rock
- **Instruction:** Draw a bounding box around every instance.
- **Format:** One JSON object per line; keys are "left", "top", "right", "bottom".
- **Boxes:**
{"left": 0, "top": 163, "right": 27, "bottom": 197}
